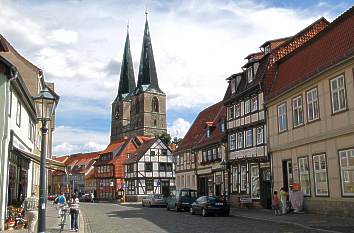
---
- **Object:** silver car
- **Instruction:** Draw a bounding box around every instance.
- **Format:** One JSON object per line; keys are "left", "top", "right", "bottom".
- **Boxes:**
{"left": 142, "top": 194, "right": 166, "bottom": 207}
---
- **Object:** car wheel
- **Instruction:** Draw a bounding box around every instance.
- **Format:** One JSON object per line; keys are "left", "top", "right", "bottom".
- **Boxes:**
{"left": 189, "top": 207, "right": 194, "bottom": 215}
{"left": 201, "top": 208, "right": 207, "bottom": 217}
{"left": 175, "top": 205, "right": 179, "bottom": 212}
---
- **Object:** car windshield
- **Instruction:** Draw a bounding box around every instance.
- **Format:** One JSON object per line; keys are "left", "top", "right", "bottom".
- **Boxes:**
{"left": 207, "top": 196, "right": 223, "bottom": 202}
{"left": 154, "top": 195, "right": 163, "bottom": 199}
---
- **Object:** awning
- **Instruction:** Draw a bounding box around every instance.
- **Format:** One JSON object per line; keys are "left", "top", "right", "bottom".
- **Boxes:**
{"left": 12, "top": 146, "right": 66, "bottom": 171}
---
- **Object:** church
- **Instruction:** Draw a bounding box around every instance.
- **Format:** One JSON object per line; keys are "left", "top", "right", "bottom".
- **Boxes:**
{"left": 110, "top": 15, "right": 167, "bottom": 142}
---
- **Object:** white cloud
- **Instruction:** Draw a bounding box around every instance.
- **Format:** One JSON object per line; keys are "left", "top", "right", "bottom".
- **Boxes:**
{"left": 48, "top": 29, "right": 78, "bottom": 44}
{"left": 53, "top": 126, "right": 109, "bottom": 155}
{"left": 168, "top": 118, "right": 191, "bottom": 139}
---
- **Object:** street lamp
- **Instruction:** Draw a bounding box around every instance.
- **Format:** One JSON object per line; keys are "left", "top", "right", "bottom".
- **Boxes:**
{"left": 33, "top": 87, "right": 57, "bottom": 233}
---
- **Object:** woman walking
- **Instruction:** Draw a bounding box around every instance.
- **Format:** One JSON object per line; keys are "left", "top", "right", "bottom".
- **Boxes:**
{"left": 280, "top": 187, "right": 288, "bottom": 215}
{"left": 69, "top": 193, "right": 80, "bottom": 232}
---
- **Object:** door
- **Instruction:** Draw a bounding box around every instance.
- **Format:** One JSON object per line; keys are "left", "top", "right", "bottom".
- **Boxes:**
{"left": 260, "top": 168, "right": 271, "bottom": 209}
{"left": 161, "top": 181, "right": 170, "bottom": 198}
{"left": 282, "top": 160, "right": 293, "bottom": 192}
{"left": 198, "top": 177, "right": 208, "bottom": 196}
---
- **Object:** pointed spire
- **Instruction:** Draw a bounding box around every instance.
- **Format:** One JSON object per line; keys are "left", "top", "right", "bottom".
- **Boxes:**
{"left": 136, "top": 13, "right": 160, "bottom": 90}
{"left": 115, "top": 26, "right": 136, "bottom": 102}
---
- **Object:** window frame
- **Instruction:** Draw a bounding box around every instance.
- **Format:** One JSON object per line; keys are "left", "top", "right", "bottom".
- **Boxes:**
{"left": 237, "top": 132, "right": 243, "bottom": 149}
{"left": 229, "top": 105, "right": 235, "bottom": 120}
{"left": 330, "top": 74, "right": 347, "bottom": 114}
{"left": 338, "top": 148, "right": 354, "bottom": 197}
{"left": 277, "top": 103, "right": 287, "bottom": 133}
{"left": 229, "top": 133, "right": 236, "bottom": 151}
{"left": 145, "top": 162, "right": 153, "bottom": 172}
{"left": 247, "top": 67, "right": 253, "bottom": 83}
{"left": 146, "top": 179, "right": 154, "bottom": 191}
{"left": 297, "top": 156, "right": 311, "bottom": 197}
{"left": 292, "top": 95, "right": 304, "bottom": 128}
{"left": 235, "top": 103, "right": 241, "bottom": 118}
{"left": 244, "top": 99, "right": 251, "bottom": 114}
{"left": 312, "top": 153, "right": 329, "bottom": 197}
{"left": 245, "top": 129, "right": 253, "bottom": 148}
{"left": 306, "top": 87, "right": 320, "bottom": 123}
{"left": 256, "top": 126, "right": 264, "bottom": 145}
{"left": 232, "top": 165, "right": 239, "bottom": 192}
{"left": 251, "top": 96, "right": 258, "bottom": 112}
{"left": 240, "top": 164, "right": 248, "bottom": 192}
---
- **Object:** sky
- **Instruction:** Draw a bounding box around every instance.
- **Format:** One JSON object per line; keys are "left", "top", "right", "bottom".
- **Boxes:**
{"left": 0, "top": 0, "right": 351, "bottom": 156}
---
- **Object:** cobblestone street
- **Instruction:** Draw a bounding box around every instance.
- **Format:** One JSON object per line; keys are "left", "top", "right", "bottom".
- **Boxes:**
{"left": 81, "top": 202, "right": 346, "bottom": 233}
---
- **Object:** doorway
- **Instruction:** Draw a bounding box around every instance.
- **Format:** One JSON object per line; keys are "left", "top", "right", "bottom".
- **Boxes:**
{"left": 260, "top": 168, "right": 271, "bottom": 209}
{"left": 282, "top": 160, "right": 293, "bottom": 192}
{"left": 161, "top": 181, "right": 170, "bottom": 197}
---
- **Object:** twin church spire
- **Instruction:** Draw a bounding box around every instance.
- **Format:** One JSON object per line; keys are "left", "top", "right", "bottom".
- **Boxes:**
{"left": 115, "top": 15, "right": 161, "bottom": 102}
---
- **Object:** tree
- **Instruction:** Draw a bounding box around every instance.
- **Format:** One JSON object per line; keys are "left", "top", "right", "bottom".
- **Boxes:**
{"left": 172, "top": 137, "right": 182, "bottom": 145}
{"left": 156, "top": 133, "right": 171, "bottom": 145}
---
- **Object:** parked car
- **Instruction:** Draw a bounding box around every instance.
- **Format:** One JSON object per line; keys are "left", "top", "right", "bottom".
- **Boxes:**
{"left": 79, "top": 194, "right": 92, "bottom": 202}
{"left": 190, "top": 196, "right": 229, "bottom": 217}
{"left": 166, "top": 189, "right": 197, "bottom": 212}
{"left": 142, "top": 194, "right": 166, "bottom": 207}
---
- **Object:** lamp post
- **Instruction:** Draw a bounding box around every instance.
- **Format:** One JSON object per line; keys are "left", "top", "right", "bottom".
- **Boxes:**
{"left": 33, "top": 88, "right": 57, "bottom": 233}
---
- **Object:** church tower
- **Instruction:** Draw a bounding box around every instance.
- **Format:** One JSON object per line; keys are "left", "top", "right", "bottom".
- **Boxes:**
{"left": 111, "top": 27, "right": 136, "bottom": 142}
{"left": 129, "top": 14, "right": 167, "bottom": 137}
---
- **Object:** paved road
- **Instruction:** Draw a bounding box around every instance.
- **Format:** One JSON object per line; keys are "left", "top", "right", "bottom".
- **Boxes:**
{"left": 81, "top": 202, "right": 328, "bottom": 233}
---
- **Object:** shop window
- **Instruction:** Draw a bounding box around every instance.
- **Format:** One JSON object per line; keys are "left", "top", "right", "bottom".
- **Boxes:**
{"left": 250, "top": 165, "right": 260, "bottom": 199}
{"left": 313, "top": 154, "right": 329, "bottom": 196}
{"left": 330, "top": 75, "right": 347, "bottom": 113}
{"left": 292, "top": 95, "right": 304, "bottom": 127}
{"left": 339, "top": 149, "right": 354, "bottom": 196}
{"left": 298, "top": 157, "right": 311, "bottom": 196}
{"left": 306, "top": 88, "right": 319, "bottom": 122}
{"left": 240, "top": 165, "right": 248, "bottom": 192}
{"left": 232, "top": 166, "right": 238, "bottom": 192}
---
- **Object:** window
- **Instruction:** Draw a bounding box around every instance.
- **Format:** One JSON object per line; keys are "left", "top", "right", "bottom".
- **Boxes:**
{"left": 161, "top": 149, "right": 167, "bottom": 156}
{"left": 250, "top": 165, "right": 260, "bottom": 199}
{"left": 217, "top": 147, "right": 221, "bottom": 159}
{"left": 251, "top": 96, "right": 258, "bottom": 112}
{"left": 235, "top": 104, "right": 241, "bottom": 117}
{"left": 229, "top": 105, "right": 235, "bottom": 119}
{"left": 339, "top": 149, "right": 354, "bottom": 196}
{"left": 232, "top": 166, "right": 238, "bottom": 192}
{"left": 159, "top": 163, "right": 166, "bottom": 172}
{"left": 207, "top": 150, "right": 212, "bottom": 161}
{"left": 219, "top": 121, "right": 225, "bottom": 132}
{"left": 29, "top": 120, "right": 35, "bottom": 143}
{"left": 240, "top": 165, "right": 248, "bottom": 191}
{"left": 16, "top": 101, "right": 21, "bottom": 127}
{"left": 212, "top": 148, "right": 217, "bottom": 160}
{"left": 231, "top": 79, "right": 236, "bottom": 94}
{"left": 277, "top": 103, "right": 287, "bottom": 132}
{"left": 245, "top": 129, "right": 253, "bottom": 147}
{"left": 166, "top": 163, "right": 173, "bottom": 172}
{"left": 150, "top": 150, "right": 156, "bottom": 156}
{"left": 264, "top": 45, "right": 271, "bottom": 54}
{"left": 292, "top": 96, "right": 304, "bottom": 127}
{"left": 229, "top": 134, "right": 236, "bottom": 150}
{"left": 202, "top": 151, "right": 207, "bottom": 163}
{"left": 145, "top": 162, "right": 153, "bottom": 172}
{"left": 253, "top": 62, "right": 259, "bottom": 75}
{"left": 298, "top": 157, "right": 311, "bottom": 196}
{"left": 152, "top": 97, "right": 159, "bottom": 112}
{"left": 306, "top": 88, "right": 319, "bottom": 122}
{"left": 237, "top": 132, "right": 243, "bottom": 149}
{"left": 330, "top": 75, "right": 347, "bottom": 113}
{"left": 245, "top": 99, "right": 251, "bottom": 114}
{"left": 206, "top": 127, "right": 211, "bottom": 138}
{"left": 313, "top": 154, "right": 329, "bottom": 196}
{"left": 256, "top": 127, "right": 263, "bottom": 145}
{"left": 146, "top": 179, "right": 154, "bottom": 191}
{"left": 247, "top": 67, "right": 253, "bottom": 83}
{"left": 236, "top": 76, "right": 241, "bottom": 89}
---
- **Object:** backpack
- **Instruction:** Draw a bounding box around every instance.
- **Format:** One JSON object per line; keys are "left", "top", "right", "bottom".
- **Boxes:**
{"left": 54, "top": 197, "right": 59, "bottom": 204}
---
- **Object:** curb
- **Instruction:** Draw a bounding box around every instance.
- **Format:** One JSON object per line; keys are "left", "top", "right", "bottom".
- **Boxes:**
{"left": 79, "top": 211, "right": 85, "bottom": 233}
{"left": 230, "top": 213, "right": 341, "bottom": 233}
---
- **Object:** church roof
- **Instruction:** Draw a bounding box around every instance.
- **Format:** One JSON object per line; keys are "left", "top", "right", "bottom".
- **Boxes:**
{"left": 135, "top": 17, "right": 164, "bottom": 95}
{"left": 115, "top": 29, "right": 136, "bottom": 101}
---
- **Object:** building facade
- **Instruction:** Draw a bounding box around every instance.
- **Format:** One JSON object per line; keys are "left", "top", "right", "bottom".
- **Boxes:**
{"left": 266, "top": 8, "right": 354, "bottom": 216}
{"left": 111, "top": 17, "right": 166, "bottom": 142}
{"left": 124, "top": 138, "right": 175, "bottom": 201}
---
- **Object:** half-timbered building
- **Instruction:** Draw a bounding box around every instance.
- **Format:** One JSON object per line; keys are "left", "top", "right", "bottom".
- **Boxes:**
{"left": 223, "top": 17, "right": 329, "bottom": 208}
{"left": 124, "top": 138, "right": 175, "bottom": 201}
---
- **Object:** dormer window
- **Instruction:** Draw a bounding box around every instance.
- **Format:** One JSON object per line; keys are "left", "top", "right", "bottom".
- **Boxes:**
{"left": 231, "top": 79, "right": 236, "bottom": 94}
{"left": 247, "top": 67, "right": 253, "bottom": 83}
{"left": 264, "top": 45, "right": 271, "bottom": 54}
{"left": 253, "top": 62, "right": 259, "bottom": 76}
{"left": 236, "top": 76, "right": 241, "bottom": 87}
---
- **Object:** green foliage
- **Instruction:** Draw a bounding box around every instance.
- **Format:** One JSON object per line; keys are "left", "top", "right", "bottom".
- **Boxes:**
{"left": 156, "top": 133, "right": 171, "bottom": 145}
{"left": 172, "top": 137, "right": 182, "bottom": 145}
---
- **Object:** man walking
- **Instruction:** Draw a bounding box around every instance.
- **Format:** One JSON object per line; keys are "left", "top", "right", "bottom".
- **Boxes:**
{"left": 57, "top": 192, "right": 67, "bottom": 217}
{"left": 22, "top": 192, "right": 39, "bottom": 233}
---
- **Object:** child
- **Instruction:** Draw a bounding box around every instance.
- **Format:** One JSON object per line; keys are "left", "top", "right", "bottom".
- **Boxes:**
{"left": 272, "top": 191, "right": 281, "bottom": 216}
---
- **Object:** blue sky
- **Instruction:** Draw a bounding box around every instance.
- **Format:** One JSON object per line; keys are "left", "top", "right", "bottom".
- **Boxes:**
{"left": 0, "top": 0, "right": 351, "bottom": 155}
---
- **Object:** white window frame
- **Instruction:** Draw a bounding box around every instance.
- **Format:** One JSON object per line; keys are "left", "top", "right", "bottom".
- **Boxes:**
{"left": 256, "top": 126, "right": 263, "bottom": 145}
{"left": 229, "top": 134, "right": 236, "bottom": 151}
{"left": 247, "top": 67, "right": 253, "bottom": 83}
{"left": 330, "top": 75, "right": 347, "bottom": 113}
{"left": 338, "top": 149, "right": 354, "bottom": 196}
{"left": 245, "top": 99, "right": 251, "bottom": 114}
{"left": 292, "top": 95, "right": 304, "bottom": 127}
{"left": 229, "top": 105, "right": 235, "bottom": 120}
{"left": 251, "top": 96, "right": 258, "bottom": 112}
{"left": 313, "top": 154, "right": 329, "bottom": 196}
{"left": 306, "top": 88, "right": 319, "bottom": 122}
{"left": 237, "top": 132, "right": 243, "bottom": 149}
{"left": 298, "top": 157, "right": 311, "bottom": 196}
{"left": 277, "top": 103, "right": 287, "bottom": 132}
{"left": 245, "top": 129, "right": 253, "bottom": 147}
{"left": 232, "top": 166, "right": 238, "bottom": 192}
{"left": 235, "top": 103, "right": 241, "bottom": 118}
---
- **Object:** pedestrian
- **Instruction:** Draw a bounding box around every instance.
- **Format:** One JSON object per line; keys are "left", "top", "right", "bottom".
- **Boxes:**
{"left": 272, "top": 191, "right": 281, "bottom": 216}
{"left": 57, "top": 192, "right": 67, "bottom": 217}
{"left": 22, "top": 192, "right": 39, "bottom": 233}
{"left": 280, "top": 187, "right": 288, "bottom": 215}
{"left": 90, "top": 192, "right": 94, "bottom": 203}
{"left": 69, "top": 193, "right": 80, "bottom": 232}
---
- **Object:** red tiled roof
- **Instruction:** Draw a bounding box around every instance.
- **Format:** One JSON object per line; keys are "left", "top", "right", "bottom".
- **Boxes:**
{"left": 99, "top": 138, "right": 129, "bottom": 155}
{"left": 64, "top": 151, "right": 100, "bottom": 174}
{"left": 125, "top": 138, "right": 157, "bottom": 164}
{"left": 53, "top": 156, "right": 69, "bottom": 163}
{"left": 176, "top": 101, "right": 225, "bottom": 152}
{"left": 269, "top": 6, "right": 354, "bottom": 100}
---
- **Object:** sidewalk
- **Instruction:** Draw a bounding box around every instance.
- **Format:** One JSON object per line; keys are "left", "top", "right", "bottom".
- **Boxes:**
{"left": 230, "top": 208, "right": 354, "bottom": 233}
{"left": 1, "top": 204, "right": 85, "bottom": 233}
